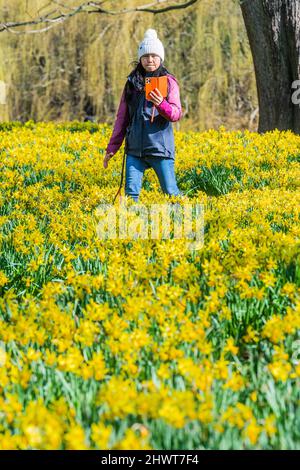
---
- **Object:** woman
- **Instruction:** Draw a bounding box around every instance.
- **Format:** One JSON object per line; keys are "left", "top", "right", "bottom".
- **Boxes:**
{"left": 103, "top": 29, "right": 182, "bottom": 202}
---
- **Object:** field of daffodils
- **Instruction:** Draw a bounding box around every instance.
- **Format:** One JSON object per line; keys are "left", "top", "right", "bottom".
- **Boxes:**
{"left": 0, "top": 121, "right": 299, "bottom": 449}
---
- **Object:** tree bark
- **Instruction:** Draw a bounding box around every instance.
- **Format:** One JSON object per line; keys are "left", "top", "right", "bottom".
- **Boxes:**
{"left": 240, "top": 0, "right": 300, "bottom": 133}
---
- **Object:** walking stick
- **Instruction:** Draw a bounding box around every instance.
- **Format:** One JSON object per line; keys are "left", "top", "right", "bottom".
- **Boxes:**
{"left": 112, "top": 147, "right": 126, "bottom": 204}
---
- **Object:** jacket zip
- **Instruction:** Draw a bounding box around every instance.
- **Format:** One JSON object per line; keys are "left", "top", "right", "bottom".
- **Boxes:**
{"left": 141, "top": 115, "right": 144, "bottom": 157}
{"left": 140, "top": 94, "right": 145, "bottom": 157}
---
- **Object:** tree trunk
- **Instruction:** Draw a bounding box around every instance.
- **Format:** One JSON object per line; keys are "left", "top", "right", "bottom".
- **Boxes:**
{"left": 240, "top": 0, "right": 300, "bottom": 133}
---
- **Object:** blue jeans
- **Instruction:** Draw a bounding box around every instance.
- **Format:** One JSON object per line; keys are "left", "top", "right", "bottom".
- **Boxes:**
{"left": 125, "top": 154, "right": 181, "bottom": 202}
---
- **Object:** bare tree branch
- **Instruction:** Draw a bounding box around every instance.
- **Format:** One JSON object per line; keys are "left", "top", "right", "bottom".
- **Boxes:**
{"left": 0, "top": 0, "right": 199, "bottom": 34}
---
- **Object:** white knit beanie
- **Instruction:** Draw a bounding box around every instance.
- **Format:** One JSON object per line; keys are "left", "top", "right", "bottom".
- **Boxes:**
{"left": 138, "top": 29, "right": 165, "bottom": 62}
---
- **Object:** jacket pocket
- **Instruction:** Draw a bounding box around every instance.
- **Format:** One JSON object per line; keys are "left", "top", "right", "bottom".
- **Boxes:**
{"left": 154, "top": 114, "right": 168, "bottom": 129}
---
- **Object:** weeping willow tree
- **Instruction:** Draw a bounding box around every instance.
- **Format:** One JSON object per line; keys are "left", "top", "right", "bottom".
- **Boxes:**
{"left": 0, "top": 0, "right": 257, "bottom": 131}
{"left": 194, "top": 0, "right": 257, "bottom": 130}
{"left": 0, "top": 43, "right": 8, "bottom": 120}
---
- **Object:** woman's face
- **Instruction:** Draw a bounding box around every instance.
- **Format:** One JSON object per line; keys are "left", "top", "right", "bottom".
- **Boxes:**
{"left": 140, "top": 54, "right": 161, "bottom": 72}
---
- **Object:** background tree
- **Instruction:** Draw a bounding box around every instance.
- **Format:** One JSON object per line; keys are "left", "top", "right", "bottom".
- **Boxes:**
{"left": 1, "top": 0, "right": 299, "bottom": 133}
{"left": 240, "top": 0, "right": 300, "bottom": 133}
{"left": 1, "top": 0, "right": 256, "bottom": 130}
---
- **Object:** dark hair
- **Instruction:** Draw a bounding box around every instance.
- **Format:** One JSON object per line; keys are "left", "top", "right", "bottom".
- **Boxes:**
{"left": 124, "top": 58, "right": 172, "bottom": 105}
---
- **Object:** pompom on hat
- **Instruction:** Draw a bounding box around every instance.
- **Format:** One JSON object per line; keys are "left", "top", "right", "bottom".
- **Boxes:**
{"left": 138, "top": 29, "right": 165, "bottom": 62}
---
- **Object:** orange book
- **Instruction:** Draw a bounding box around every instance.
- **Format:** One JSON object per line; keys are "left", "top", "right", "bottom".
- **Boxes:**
{"left": 145, "top": 76, "right": 168, "bottom": 101}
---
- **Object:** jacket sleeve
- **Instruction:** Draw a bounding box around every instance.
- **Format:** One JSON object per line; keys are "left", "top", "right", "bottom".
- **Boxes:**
{"left": 155, "top": 76, "right": 182, "bottom": 122}
{"left": 106, "top": 85, "right": 130, "bottom": 156}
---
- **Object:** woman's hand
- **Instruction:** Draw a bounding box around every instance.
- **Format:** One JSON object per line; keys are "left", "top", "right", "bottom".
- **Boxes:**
{"left": 103, "top": 151, "right": 114, "bottom": 169}
{"left": 148, "top": 88, "right": 164, "bottom": 106}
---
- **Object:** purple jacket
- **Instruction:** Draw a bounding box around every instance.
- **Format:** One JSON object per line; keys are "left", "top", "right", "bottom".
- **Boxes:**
{"left": 106, "top": 74, "right": 182, "bottom": 156}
